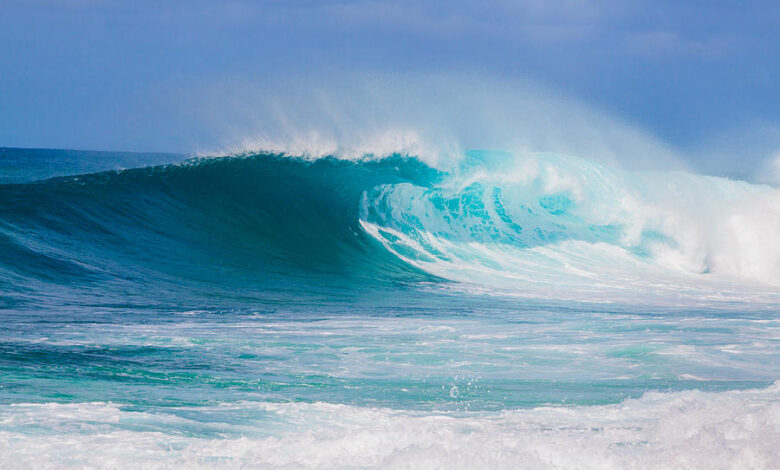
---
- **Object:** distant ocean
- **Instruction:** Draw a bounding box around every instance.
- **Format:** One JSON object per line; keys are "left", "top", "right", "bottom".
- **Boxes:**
{"left": 1, "top": 146, "right": 778, "bottom": 469}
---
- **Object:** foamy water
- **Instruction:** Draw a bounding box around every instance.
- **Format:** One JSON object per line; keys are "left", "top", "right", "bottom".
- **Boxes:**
{"left": 2, "top": 382, "right": 777, "bottom": 469}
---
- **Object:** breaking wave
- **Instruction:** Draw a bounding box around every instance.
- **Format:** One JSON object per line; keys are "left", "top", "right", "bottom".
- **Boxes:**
{"left": 0, "top": 150, "right": 777, "bottom": 306}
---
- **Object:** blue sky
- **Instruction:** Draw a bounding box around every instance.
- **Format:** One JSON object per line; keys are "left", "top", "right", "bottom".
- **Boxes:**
{"left": 0, "top": 1, "right": 777, "bottom": 178}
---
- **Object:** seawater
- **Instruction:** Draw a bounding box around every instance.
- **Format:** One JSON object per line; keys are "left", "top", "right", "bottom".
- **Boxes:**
{"left": 0, "top": 147, "right": 778, "bottom": 469}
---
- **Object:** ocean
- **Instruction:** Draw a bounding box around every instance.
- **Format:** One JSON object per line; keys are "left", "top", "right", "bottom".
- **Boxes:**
{"left": 0, "top": 146, "right": 777, "bottom": 469}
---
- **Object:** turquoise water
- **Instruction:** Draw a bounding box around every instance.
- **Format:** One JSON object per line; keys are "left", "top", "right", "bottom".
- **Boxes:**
{"left": 0, "top": 148, "right": 778, "bottom": 468}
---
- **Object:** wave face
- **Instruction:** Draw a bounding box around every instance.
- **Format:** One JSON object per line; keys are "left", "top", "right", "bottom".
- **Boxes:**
{"left": 0, "top": 154, "right": 440, "bottom": 309}
{"left": 1, "top": 150, "right": 777, "bottom": 307}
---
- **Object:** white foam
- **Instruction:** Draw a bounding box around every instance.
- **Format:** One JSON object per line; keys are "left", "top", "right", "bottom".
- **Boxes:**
{"left": 360, "top": 152, "right": 780, "bottom": 304}
{"left": 1, "top": 383, "right": 777, "bottom": 469}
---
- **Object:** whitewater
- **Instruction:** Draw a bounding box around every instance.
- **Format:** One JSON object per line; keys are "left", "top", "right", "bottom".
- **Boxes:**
{"left": 0, "top": 146, "right": 778, "bottom": 469}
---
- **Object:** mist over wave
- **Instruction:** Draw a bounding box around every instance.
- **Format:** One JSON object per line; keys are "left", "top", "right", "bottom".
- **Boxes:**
{"left": 188, "top": 73, "right": 687, "bottom": 172}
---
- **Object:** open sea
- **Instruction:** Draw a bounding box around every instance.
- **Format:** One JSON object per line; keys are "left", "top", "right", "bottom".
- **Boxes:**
{"left": 0, "top": 146, "right": 778, "bottom": 469}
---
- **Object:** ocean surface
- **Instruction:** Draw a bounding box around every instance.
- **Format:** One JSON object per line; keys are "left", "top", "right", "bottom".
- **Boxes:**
{"left": 0, "top": 146, "right": 778, "bottom": 469}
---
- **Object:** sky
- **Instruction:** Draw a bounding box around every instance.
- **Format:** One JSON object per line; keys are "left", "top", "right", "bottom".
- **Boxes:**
{"left": 0, "top": 0, "right": 778, "bottom": 179}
